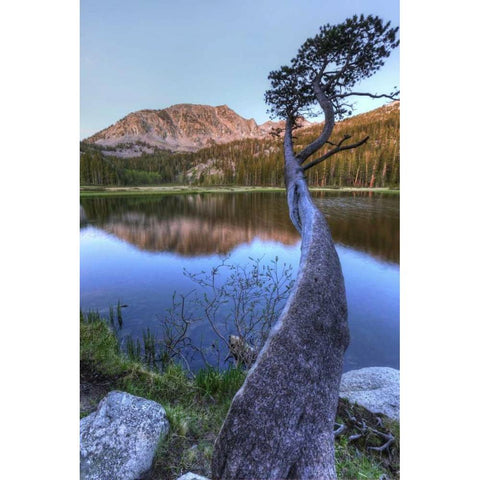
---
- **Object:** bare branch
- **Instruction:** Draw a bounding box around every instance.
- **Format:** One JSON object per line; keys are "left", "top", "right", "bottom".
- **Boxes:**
{"left": 303, "top": 135, "right": 369, "bottom": 171}
{"left": 177, "top": 351, "right": 194, "bottom": 378}
{"left": 204, "top": 298, "right": 230, "bottom": 349}
{"left": 188, "top": 340, "right": 214, "bottom": 370}
{"left": 369, "top": 427, "right": 395, "bottom": 440}
{"left": 336, "top": 91, "right": 399, "bottom": 101}
{"left": 368, "top": 435, "right": 395, "bottom": 452}
{"left": 326, "top": 134, "right": 352, "bottom": 148}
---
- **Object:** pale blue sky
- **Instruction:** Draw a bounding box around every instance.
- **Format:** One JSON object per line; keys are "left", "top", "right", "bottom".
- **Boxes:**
{"left": 81, "top": 0, "right": 399, "bottom": 139}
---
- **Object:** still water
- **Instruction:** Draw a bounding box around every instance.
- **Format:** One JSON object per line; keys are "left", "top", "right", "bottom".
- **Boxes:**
{"left": 80, "top": 191, "right": 399, "bottom": 373}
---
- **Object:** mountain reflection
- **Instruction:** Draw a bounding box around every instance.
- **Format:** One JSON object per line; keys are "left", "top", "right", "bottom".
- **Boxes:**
{"left": 80, "top": 191, "right": 399, "bottom": 263}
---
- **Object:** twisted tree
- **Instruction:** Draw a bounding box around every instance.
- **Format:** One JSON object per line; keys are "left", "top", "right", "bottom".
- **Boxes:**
{"left": 212, "top": 15, "right": 399, "bottom": 479}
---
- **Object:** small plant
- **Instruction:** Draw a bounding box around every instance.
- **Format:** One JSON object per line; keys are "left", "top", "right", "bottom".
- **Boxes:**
{"left": 116, "top": 300, "right": 123, "bottom": 329}
{"left": 142, "top": 327, "right": 157, "bottom": 368}
{"left": 91, "top": 257, "right": 294, "bottom": 374}
{"left": 125, "top": 336, "right": 142, "bottom": 362}
{"left": 109, "top": 305, "right": 115, "bottom": 326}
{"left": 81, "top": 310, "right": 102, "bottom": 324}
{"left": 156, "top": 256, "right": 294, "bottom": 371}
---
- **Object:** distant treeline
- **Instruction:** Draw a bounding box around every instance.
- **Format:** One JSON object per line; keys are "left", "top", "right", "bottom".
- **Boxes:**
{"left": 80, "top": 105, "right": 399, "bottom": 188}
{"left": 79, "top": 146, "right": 194, "bottom": 186}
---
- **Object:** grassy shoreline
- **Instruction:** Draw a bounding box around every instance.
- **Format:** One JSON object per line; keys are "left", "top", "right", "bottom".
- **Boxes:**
{"left": 81, "top": 313, "right": 399, "bottom": 479}
{"left": 80, "top": 185, "right": 400, "bottom": 197}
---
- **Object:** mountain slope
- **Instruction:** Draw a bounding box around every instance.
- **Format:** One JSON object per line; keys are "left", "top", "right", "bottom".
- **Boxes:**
{"left": 179, "top": 101, "right": 400, "bottom": 187}
{"left": 85, "top": 103, "right": 313, "bottom": 154}
{"left": 80, "top": 102, "right": 399, "bottom": 188}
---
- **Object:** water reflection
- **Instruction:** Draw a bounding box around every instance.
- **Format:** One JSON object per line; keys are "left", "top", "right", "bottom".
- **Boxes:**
{"left": 80, "top": 192, "right": 398, "bottom": 263}
{"left": 80, "top": 191, "right": 399, "bottom": 372}
{"left": 312, "top": 192, "right": 399, "bottom": 264}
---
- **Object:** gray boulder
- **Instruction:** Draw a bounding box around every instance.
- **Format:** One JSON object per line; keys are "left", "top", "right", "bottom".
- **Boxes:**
{"left": 80, "top": 391, "right": 169, "bottom": 480}
{"left": 177, "top": 473, "right": 211, "bottom": 480}
{"left": 339, "top": 367, "right": 400, "bottom": 420}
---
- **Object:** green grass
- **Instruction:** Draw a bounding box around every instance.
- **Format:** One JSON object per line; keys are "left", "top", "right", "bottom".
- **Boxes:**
{"left": 194, "top": 366, "right": 246, "bottom": 402}
{"left": 335, "top": 435, "right": 387, "bottom": 479}
{"left": 80, "top": 313, "right": 125, "bottom": 376}
{"left": 80, "top": 314, "right": 244, "bottom": 478}
{"left": 80, "top": 185, "right": 286, "bottom": 197}
{"left": 80, "top": 313, "right": 398, "bottom": 479}
{"left": 80, "top": 184, "right": 399, "bottom": 198}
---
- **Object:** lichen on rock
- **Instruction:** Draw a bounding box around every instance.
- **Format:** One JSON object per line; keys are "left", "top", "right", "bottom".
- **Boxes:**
{"left": 80, "top": 391, "right": 169, "bottom": 480}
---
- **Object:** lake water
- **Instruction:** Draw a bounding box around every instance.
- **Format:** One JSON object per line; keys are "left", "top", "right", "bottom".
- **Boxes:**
{"left": 80, "top": 191, "right": 399, "bottom": 373}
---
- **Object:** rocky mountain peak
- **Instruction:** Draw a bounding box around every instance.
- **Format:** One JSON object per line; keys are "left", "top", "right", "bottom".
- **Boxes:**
{"left": 84, "top": 103, "right": 311, "bottom": 155}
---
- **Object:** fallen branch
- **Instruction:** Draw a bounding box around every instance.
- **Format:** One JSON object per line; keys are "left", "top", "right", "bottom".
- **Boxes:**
{"left": 368, "top": 435, "right": 395, "bottom": 452}
{"left": 334, "top": 423, "right": 346, "bottom": 437}
{"left": 348, "top": 433, "right": 363, "bottom": 442}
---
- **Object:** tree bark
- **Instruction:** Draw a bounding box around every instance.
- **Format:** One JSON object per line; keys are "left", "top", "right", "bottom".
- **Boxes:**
{"left": 296, "top": 82, "right": 335, "bottom": 164}
{"left": 211, "top": 118, "right": 349, "bottom": 479}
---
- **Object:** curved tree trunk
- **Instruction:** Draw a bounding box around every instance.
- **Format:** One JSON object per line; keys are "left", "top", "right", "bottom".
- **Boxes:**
{"left": 211, "top": 120, "right": 350, "bottom": 479}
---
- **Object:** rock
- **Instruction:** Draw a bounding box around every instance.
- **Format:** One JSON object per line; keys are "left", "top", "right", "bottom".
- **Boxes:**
{"left": 80, "top": 391, "right": 169, "bottom": 480}
{"left": 339, "top": 367, "right": 400, "bottom": 420}
{"left": 177, "top": 473, "right": 211, "bottom": 480}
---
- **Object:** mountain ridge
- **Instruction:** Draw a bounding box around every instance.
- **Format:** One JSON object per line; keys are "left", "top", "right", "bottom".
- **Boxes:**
{"left": 84, "top": 103, "right": 314, "bottom": 155}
